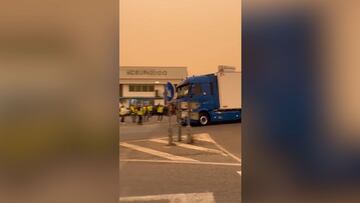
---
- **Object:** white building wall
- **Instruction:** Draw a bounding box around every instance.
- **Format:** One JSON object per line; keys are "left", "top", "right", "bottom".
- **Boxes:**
{"left": 155, "top": 85, "right": 165, "bottom": 97}
{"left": 154, "top": 99, "right": 164, "bottom": 105}
{"left": 122, "top": 84, "right": 155, "bottom": 97}
{"left": 119, "top": 66, "right": 187, "bottom": 107}
{"left": 122, "top": 84, "right": 165, "bottom": 98}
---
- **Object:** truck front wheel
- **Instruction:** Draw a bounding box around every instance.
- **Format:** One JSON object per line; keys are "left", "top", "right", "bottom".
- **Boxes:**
{"left": 199, "top": 112, "right": 210, "bottom": 126}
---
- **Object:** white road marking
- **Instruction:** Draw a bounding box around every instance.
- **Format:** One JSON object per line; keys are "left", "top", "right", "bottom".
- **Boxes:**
{"left": 122, "top": 133, "right": 215, "bottom": 143}
{"left": 160, "top": 133, "right": 216, "bottom": 143}
{"left": 149, "top": 138, "right": 228, "bottom": 156}
{"left": 120, "top": 142, "right": 198, "bottom": 162}
{"left": 211, "top": 140, "right": 241, "bottom": 163}
{"left": 193, "top": 133, "right": 216, "bottom": 143}
{"left": 181, "top": 133, "right": 241, "bottom": 163}
{"left": 119, "top": 192, "right": 216, "bottom": 203}
{"left": 237, "top": 171, "right": 241, "bottom": 176}
{"left": 120, "top": 159, "right": 241, "bottom": 166}
{"left": 120, "top": 133, "right": 241, "bottom": 163}
{"left": 121, "top": 137, "right": 168, "bottom": 143}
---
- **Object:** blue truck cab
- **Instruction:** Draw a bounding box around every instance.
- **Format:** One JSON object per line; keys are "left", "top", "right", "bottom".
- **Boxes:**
{"left": 175, "top": 66, "right": 241, "bottom": 126}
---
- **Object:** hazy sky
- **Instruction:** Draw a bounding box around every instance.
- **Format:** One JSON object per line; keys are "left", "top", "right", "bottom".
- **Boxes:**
{"left": 120, "top": 0, "right": 241, "bottom": 75}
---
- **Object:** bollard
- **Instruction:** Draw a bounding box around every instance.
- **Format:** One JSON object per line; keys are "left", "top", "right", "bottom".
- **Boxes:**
{"left": 167, "top": 106, "right": 175, "bottom": 146}
{"left": 176, "top": 109, "right": 182, "bottom": 142}
{"left": 186, "top": 123, "right": 193, "bottom": 144}
{"left": 168, "top": 127, "right": 174, "bottom": 145}
{"left": 186, "top": 102, "right": 193, "bottom": 144}
{"left": 177, "top": 123, "right": 182, "bottom": 142}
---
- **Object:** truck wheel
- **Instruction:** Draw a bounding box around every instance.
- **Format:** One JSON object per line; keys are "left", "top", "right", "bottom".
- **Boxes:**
{"left": 199, "top": 113, "right": 209, "bottom": 126}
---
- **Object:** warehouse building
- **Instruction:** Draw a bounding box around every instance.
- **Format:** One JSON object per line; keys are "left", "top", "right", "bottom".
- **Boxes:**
{"left": 119, "top": 66, "right": 188, "bottom": 106}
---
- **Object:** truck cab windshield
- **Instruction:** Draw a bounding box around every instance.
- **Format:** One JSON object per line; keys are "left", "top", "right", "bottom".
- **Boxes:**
{"left": 176, "top": 84, "right": 190, "bottom": 99}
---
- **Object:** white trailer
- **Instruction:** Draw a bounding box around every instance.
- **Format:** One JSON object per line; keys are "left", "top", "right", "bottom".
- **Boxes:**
{"left": 217, "top": 66, "right": 241, "bottom": 110}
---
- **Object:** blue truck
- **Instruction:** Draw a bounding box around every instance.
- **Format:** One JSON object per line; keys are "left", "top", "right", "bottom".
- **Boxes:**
{"left": 175, "top": 66, "right": 241, "bottom": 126}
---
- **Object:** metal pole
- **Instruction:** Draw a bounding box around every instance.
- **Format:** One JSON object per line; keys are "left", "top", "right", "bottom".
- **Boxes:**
{"left": 167, "top": 104, "right": 174, "bottom": 146}
{"left": 186, "top": 101, "right": 193, "bottom": 144}
{"left": 175, "top": 105, "right": 182, "bottom": 142}
{"left": 177, "top": 119, "right": 182, "bottom": 142}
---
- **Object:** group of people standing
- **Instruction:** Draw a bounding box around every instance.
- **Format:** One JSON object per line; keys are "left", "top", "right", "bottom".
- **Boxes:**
{"left": 119, "top": 103, "right": 165, "bottom": 125}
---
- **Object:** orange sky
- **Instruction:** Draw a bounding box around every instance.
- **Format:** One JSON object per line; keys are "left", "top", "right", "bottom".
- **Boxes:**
{"left": 120, "top": 0, "right": 241, "bottom": 75}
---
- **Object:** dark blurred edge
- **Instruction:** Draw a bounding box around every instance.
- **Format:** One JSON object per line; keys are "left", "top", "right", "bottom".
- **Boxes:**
{"left": 242, "top": 2, "right": 360, "bottom": 203}
{"left": 0, "top": 1, "right": 119, "bottom": 203}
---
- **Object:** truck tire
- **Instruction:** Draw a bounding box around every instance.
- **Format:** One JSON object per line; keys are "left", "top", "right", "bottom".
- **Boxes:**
{"left": 199, "top": 112, "right": 209, "bottom": 126}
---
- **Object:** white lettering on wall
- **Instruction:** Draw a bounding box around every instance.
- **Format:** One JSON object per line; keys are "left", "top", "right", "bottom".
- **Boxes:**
{"left": 126, "top": 70, "right": 168, "bottom": 76}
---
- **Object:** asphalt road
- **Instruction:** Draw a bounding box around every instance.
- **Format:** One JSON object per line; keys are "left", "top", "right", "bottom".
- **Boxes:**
{"left": 119, "top": 116, "right": 241, "bottom": 203}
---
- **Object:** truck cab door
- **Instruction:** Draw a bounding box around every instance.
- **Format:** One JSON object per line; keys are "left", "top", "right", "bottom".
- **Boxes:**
{"left": 190, "top": 83, "right": 214, "bottom": 110}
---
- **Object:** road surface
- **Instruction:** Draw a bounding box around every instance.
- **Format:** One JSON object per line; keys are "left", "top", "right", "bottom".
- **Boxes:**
{"left": 119, "top": 116, "right": 241, "bottom": 203}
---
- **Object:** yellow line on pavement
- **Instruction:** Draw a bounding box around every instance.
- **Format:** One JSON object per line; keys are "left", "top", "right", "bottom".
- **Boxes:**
{"left": 120, "top": 142, "right": 198, "bottom": 162}
{"left": 149, "top": 138, "right": 228, "bottom": 156}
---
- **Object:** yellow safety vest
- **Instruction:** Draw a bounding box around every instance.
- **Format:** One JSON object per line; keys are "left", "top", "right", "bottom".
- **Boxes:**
{"left": 142, "top": 107, "right": 147, "bottom": 114}
{"left": 137, "top": 108, "right": 144, "bottom": 116}
{"left": 120, "top": 107, "right": 127, "bottom": 116}
{"left": 157, "top": 106, "right": 164, "bottom": 113}
{"left": 147, "top": 106, "right": 153, "bottom": 112}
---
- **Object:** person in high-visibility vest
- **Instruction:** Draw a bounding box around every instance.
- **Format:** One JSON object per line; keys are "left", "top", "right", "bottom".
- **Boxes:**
{"left": 142, "top": 105, "right": 148, "bottom": 122}
{"left": 157, "top": 104, "right": 164, "bottom": 121}
{"left": 147, "top": 105, "right": 153, "bottom": 119}
{"left": 137, "top": 105, "right": 144, "bottom": 125}
{"left": 130, "top": 105, "right": 137, "bottom": 123}
{"left": 119, "top": 105, "right": 127, "bottom": 123}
